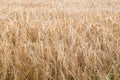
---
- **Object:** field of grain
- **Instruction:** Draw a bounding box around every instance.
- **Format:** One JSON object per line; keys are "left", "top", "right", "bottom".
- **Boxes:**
{"left": 0, "top": 0, "right": 120, "bottom": 80}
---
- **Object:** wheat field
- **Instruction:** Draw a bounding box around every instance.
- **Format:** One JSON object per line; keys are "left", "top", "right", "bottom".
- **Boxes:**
{"left": 0, "top": 0, "right": 120, "bottom": 80}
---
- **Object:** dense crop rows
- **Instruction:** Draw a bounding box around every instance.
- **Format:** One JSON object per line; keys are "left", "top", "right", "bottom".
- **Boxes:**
{"left": 0, "top": 0, "right": 120, "bottom": 80}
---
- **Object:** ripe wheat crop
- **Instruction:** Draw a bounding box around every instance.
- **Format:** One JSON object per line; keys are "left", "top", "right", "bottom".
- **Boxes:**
{"left": 0, "top": 0, "right": 120, "bottom": 80}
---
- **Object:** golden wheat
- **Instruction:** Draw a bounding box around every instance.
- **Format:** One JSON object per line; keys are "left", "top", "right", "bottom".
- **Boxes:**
{"left": 0, "top": 0, "right": 120, "bottom": 80}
